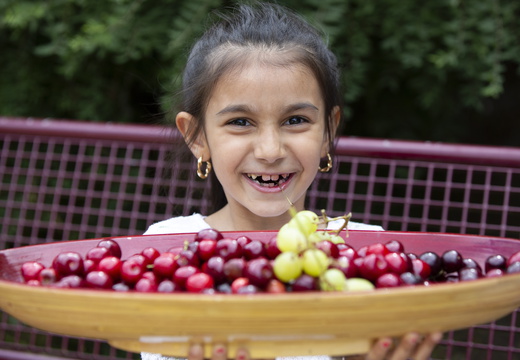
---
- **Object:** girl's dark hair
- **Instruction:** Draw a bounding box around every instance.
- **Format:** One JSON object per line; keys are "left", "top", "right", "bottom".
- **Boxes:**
{"left": 177, "top": 1, "right": 343, "bottom": 212}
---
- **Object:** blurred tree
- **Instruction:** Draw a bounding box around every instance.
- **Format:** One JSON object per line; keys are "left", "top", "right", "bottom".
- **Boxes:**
{"left": 0, "top": 0, "right": 519, "bottom": 145}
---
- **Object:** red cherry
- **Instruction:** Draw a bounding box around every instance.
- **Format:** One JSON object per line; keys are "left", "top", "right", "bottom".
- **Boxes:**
{"left": 85, "top": 271, "right": 113, "bottom": 289}
{"left": 486, "top": 268, "right": 505, "bottom": 278}
{"left": 173, "top": 266, "right": 200, "bottom": 289}
{"left": 315, "top": 240, "right": 339, "bottom": 258}
{"left": 197, "top": 239, "right": 218, "bottom": 261}
{"left": 384, "top": 252, "right": 409, "bottom": 275}
{"left": 202, "top": 256, "right": 226, "bottom": 284}
{"left": 157, "top": 279, "right": 180, "bottom": 293}
{"left": 266, "top": 279, "right": 286, "bottom": 293}
{"left": 21, "top": 261, "right": 45, "bottom": 282}
{"left": 52, "top": 252, "right": 84, "bottom": 279}
{"left": 121, "top": 254, "right": 147, "bottom": 285}
{"left": 39, "top": 268, "right": 57, "bottom": 285}
{"left": 175, "top": 249, "right": 200, "bottom": 268}
{"left": 215, "top": 238, "right": 242, "bottom": 261}
{"left": 338, "top": 246, "right": 358, "bottom": 261}
{"left": 83, "top": 259, "right": 97, "bottom": 274}
{"left": 135, "top": 276, "right": 158, "bottom": 292}
{"left": 54, "top": 275, "right": 85, "bottom": 288}
{"left": 366, "top": 243, "right": 390, "bottom": 257}
{"left": 358, "top": 254, "right": 389, "bottom": 282}
{"left": 141, "top": 247, "right": 161, "bottom": 264}
{"left": 292, "top": 274, "right": 318, "bottom": 292}
{"left": 507, "top": 250, "right": 520, "bottom": 267}
{"left": 385, "top": 240, "right": 404, "bottom": 253}
{"left": 376, "top": 273, "right": 403, "bottom": 288}
{"left": 153, "top": 253, "right": 179, "bottom": 278}
{"left": 97, "top": 239, "right": 122, "bottom": 259}
{"left": 186, "top": 273, "right": 214, "bottom": 293}
{"left": 231, "top": 277, "right": 250, "bottom": 293}
{"left": 265, "top": 236, "right": 281, "bottom": 260}
{"left": 412, "top": 259, "right": 431, "bottom": 280}
{"left": 86, "top": 246, "right": 111, "bottom": 264}
{"left": 98, "top": 256, "right": 122, "bottom": 281}
{"left": 236, "top": 235, "right": 253, "bottom": 248}
{"left": 332, "top": 256, "right": 358, "bottom": 278}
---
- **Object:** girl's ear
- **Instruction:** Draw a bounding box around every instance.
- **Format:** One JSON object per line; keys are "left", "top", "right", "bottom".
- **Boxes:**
{"left": 321, "top": 106, "right": 342, "bottom": 156}
{"left": 175, "top": 111, "right": 210, "bottom": 160}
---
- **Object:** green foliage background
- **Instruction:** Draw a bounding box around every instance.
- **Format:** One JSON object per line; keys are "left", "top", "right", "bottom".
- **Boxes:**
{"left": 1, "top": 0, "right": 519, "bottom": 145}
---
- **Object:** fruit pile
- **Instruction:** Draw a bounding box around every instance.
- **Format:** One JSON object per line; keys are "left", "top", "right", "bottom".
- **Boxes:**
{"left": 19, "top": 210, "right": 520, "bottom": 293}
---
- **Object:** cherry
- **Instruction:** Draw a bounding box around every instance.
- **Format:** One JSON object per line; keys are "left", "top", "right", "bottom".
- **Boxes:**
{"left": 141, "top": 247, "right": 161, "bottom": 264}
{"left": 244, "top": 258, "right": 273, "bottom": 288}
{"left": 486, "top": 268, "right": 505, "bottom": 278}
{"left": 195, "top": 228, "right": 223, "bottom": 242}
{"left": 507, "top": 250, "right": 520, "bottom": 267}
{"left": 21, "top": 261, "right": 45, "bottom": 282}
{"left": 231, "top": 277, "right": 250, "bottom": 293}
{"left": 98, "top": 256, "right": 122, "bottom": 281}
{"left": 459, "top": 267, "right": 481, "bottom": 281}
{"left": 332, "top": 256, "right": 358, "bottom": 278}
{"left": 197, "top": 239, "right": 218, "bottom": 261}
{"left": 485, "top": 254, "right": 507, "bottom": 273}
{"left": 216, "top": 282, "right": 232, "bottom": 293}
{"left": 120, "top": 254, "right": 147, "bottom": 285}
{"left": 411, "top": 259, "right": 431, "bottom": 280}
{"left": 462, "top": 258, "right": 483, "bottom": 275}
{"left": 236, "top": 235, "right": 253, "bottom": 248}
{"left": 86, "top": 246, "right": 111, "bottom": 264}
{"left": 507, "top": 261, "right": 520, "bottom": 274}
{"left": 39, "top": 268, "right": 57, "bottom": 285}
{"left": 399, "top": 272, "right": 422, "bottom": 286}
{"left": 237, "top": 284, "right": 260, "bottom": 294}
{"left": 157, "top": 279, "right": 180, "bottom": 293}
{"left": 83, "top": 259, "right": 97, "bottom": 274}
{"left": 173, "top": 266, "right": 200, "bottom": 289}
{"left": 135, "top": 276, "right": 158, "bottom": 292}
{"left": 292, "top": 274, "right": 319, "bottom": 291}
{"left": 384, "top": 252, "right": 409, "bottom": 275}
{"left": 441, "top": 250, "right": 464, "bottom": 273}
{"left": 315, "top": 240, "right": 339, "bottom": 258}
{"left": 97, "top": 239, "right": 122, "bottom": 259}
{"left": 385, "top": 239, "right": 404, "bottom": 253}
{"left": 366, "top": 243, "right": 390, "bottom": 257}
{"left": 112, "top": 282, "right": 130, "bottom": 291}
{"left": 266, "top": 279, "right": 286, "bottom": 293}
{"left": 265, "top": 236, "right": 282, "bottom": 260}
{"left": 54, "top": 275, "right": 85, "bottom": 288}
{"left": 223, "top": 258, "right": 247, "bottom": 282}
{"left": 52, "top": 252, "right": 84, "bottom": 279}
{"left": 358, "top": 254, "right": 389, "bottom": 282}
{"left": 215, "top": 238, "right": 243, "bottom": 261}
{"left": 376, "top": 273, "right": 403, "bottom": 288}
{"left": 153, "top": 253, "right": 179, "bottom": 278}
{"left": 202, "top": 256, "right": 226, "bottom": 284}
{"left": 338, "top": 246, "right": 358, "bottom": 261}
{"left": 186, "top": 273, "right": 214, "bottom": 293}
{"left": 175, "top": 249, "right": 200, "bottom": 268}
{"left": 419, "top": 252, "right": 442, "bottom": 278}
{"left": 243, "top": 240, "right": 267, "bottom": 260}
{"left": 85, "top": 271, "right": 113, "bottom": 289}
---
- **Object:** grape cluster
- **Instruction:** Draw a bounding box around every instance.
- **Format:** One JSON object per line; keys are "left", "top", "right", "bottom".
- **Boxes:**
{"left": 19, "top": 210, "right": 520, "bottom": 293}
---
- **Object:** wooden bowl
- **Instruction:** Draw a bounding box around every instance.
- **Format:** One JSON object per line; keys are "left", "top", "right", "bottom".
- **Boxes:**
{"left": 1, "top": 231, "right": 519, "bottom": 358}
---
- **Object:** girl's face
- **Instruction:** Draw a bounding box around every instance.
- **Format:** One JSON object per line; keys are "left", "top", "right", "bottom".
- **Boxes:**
{"left": 183, "top": 62, "right": 336, "bottom": 225}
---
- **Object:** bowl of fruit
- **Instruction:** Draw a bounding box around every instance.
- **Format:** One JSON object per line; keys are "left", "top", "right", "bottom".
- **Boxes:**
{"left": 1, "top": 211, "right": 520, "bottom": 358}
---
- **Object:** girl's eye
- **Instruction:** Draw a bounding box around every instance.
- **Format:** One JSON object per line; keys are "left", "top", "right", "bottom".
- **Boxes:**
{"left": 228, "top": 118, "right": 250, "bottom": 126}
{"left": 284, "top": 116, "right": 307, "bottom": 125}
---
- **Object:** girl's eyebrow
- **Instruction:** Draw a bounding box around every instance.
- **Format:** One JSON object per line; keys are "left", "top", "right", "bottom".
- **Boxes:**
{"left": 215, "top": 102, "right": 319, "bottom": 116}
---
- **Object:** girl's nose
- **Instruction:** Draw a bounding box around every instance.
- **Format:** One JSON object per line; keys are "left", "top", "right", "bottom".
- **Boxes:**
{"left": 253, "top": 128, "right": 286, "bottom": 163}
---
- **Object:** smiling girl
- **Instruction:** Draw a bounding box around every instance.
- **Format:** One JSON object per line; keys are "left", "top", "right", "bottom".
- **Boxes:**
{"left": 143, "top": 2, "right": 441, "bottom": 360}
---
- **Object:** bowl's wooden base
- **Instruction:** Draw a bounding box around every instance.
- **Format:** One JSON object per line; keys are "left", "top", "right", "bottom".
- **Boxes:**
{"left": 110, "top": 337, "right": 371, "bottom": 358}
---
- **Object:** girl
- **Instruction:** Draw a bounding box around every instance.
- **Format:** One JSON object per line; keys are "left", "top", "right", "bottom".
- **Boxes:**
{"left": 143, "top": 2, "right": 442, "bottom": 360}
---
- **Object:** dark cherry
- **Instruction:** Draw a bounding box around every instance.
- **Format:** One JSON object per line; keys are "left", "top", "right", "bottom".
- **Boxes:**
{"left": 507, "top": 261, "right": 520, "bottom": 274}
{"left": 265, "top": 236, "right": 282, "bottom": 260}
{"left": 399, "top": 272, "right": 422, "bottom": 286}
{"left": 462, "top": 258, "right": 483, "bottom": 275}
{"left": 459, "top": 267, "right": 481, "bottom": 281}
{"left": 507, "top": 250, "right": 520, "bottom": 267}
{"left": 215, "top": 238, "right": 243, "bottom": 261}
{"left": 243, "top": 240, "right": 267, "bottom": 260}
{"left": 216, "top": 282, "right": 232, "bottom": 294}
{"left": 441, "top": 250, "right": 464, "bottom": 273}
{"left": 236, "top": 284, "right": 261, "bottom": 294}
{"left": 292, "top": 274, "right": 319, "bottom": 291}
{"left": 202, "top": 256, "right": 226, "bottom": 284}
{"left": 419, "top": 251, "right": 442, "bottom": 278}
{"left": 175, "top": 249, "right": 200, "bottom": 268}
{"left": 244, "top": 258, "right": 273, "bottom": 288}
{"left": 195, "top": 228, "right": 223, "bottom": 242}
{"left": 223, "top": 258, "right": 247, "bottom": 282}
{"left": 97, "top": 239, "right": 122, "bottom": 259}
{"left": 485, "top": 254, "right": 507, "bottom": 273}
{"left": 486, "top": 268, "right": 505, "bottom": 278}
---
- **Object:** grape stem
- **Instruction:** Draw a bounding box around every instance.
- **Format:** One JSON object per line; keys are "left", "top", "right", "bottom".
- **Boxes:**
{"left": 321, "top": 210, "right": 352, "bottom": 236}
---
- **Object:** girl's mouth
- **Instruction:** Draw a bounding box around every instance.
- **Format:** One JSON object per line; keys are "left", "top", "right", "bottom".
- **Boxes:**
{"left": 245, "top": 173, "right": 292, "bottom": 188}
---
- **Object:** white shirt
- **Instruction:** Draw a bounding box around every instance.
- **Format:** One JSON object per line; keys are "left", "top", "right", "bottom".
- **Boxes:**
{"left": 141, "top": 214, "right": 383, "bottom": 360}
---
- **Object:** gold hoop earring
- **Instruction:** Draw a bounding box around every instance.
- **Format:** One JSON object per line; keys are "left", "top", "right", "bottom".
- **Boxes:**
{"left": 318, "top": 153, "right": 333, "bottom": 173}
{"left": 197, "top": 157, "right": 212, "bottom": 179}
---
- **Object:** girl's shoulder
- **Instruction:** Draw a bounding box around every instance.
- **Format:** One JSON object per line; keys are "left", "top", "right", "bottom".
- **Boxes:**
{"left": 143, "top": 213, "right": 210, "bottom": 235}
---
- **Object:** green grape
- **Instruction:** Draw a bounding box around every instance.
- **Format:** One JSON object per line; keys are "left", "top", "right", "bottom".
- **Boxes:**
{"left": 344, "top": 278, "right": 375, "bottom": 292}
{"left": 329, "top": 234, "right": 345, "bottom": 244}
{"left": 308, "top": 231, "right": 331, "bottom": 244}
{"left": 276, "top": 223, "right": 309, "bottom": 253}
{"left": 288, "top": 210, "right": 319, "bottom": 236}
{"left": 319, "top": 268, "right": 347, "bottom": 291}
{"left": 273, "top": 252, "right": 303, "bottom": 283}
{"left": 302, "top": 248, "right": 330, "bottom": 277}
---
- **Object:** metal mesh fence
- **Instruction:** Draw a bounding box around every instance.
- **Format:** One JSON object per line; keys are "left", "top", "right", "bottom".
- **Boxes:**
{"left": 1, "top": 117, "right": 519, "bottom": 360}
